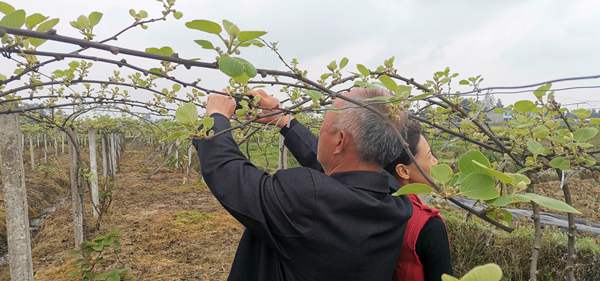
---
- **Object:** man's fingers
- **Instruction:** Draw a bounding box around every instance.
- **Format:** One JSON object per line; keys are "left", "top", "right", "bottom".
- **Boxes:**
{"left": 247, "top": 88, "right": 268, "bottom": 98}
{"left": 248, "top": 89, "right": 281, "bottom": 110}
{"left": 221, "top": 88, "right": 232, "bottom": 95}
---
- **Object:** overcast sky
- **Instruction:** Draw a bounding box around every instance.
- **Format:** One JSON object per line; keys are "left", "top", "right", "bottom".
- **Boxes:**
{"left": 3, "top": 0, "right": 600, "bottom": 109}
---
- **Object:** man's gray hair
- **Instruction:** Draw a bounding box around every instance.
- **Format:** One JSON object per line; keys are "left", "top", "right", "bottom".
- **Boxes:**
{"left": 333, "top": 87, "right": 406, "bottom": 167}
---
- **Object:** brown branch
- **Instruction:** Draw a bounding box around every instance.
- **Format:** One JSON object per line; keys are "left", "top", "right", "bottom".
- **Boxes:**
{"left": 0, "top": 14, "right": 172, "bottom": 86}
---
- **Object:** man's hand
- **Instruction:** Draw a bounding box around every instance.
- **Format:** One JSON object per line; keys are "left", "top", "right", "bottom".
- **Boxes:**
{"left": 206, "top": 93, "right": 236, "bottom": 118}
{"left": 248, "top": 89, "right": 292, "bottom": 128}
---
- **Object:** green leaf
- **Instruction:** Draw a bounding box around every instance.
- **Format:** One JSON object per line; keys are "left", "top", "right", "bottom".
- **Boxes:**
{"left": 459, "top": 79, "right": 470, "bottom": 85}
{"left": 516, "top": 193, "right": 581, "bottom": 214}
{"left": 526, "top": 139, "right": 548, "bottom": 156}
{"left": 590, "top": 118, "right": 600, "bottom": 125}
{"left": 441, "top": 274, "right": 460, "bottom": 281}
{"left": 29, "top": 18, "right": 59, "bottom": 46}
{"left": 339, "top": 57, "right": 349, "bottom": 69}
{"left": 487, "top": 195, "right": 519, "bottom": 207}
{"left": 410, "top": 92, "right": 432, "bottom": 101}
{"left": 392, "top": 183, "right": 433, "bottom": 196}
{"left": 88, "top": 11, "right": 103, "bottom": 27}
{"left": 202, "top": 116, "right": 214, "bottom": 131}
{"left": 384, "top": 56, "right": 395, "bottom": 68}
{"left": 194, "top": 39, "right": 214, "bottom": 49}
{"left": 0, "top": 1, "right": 14, "bottom": 15}
{"left": 148, "top": 68, "right": 164, "bottom": 75}
{"left": 472, "top": 160, "right": 513, "bottom": 184}
{"left": 175, "top": 103, "right": 198, "bottom": 126}
{"left": 379, "top": 75, "right": 399, "bottom": 93}
{"left": 238, "top": 31, "right": 267, "bottom": 42}
{"left": 218, "top": 56, "right": 256, "bottom": 83}
{"left": 507, "top": 173, "right": 531, "bottom": 187}
{"left": 573, "top": 127, "right": 598, "bottom": 142}
{"left": 77, "top": 15, "right": 90, "bottom": 28}
{"left": 549, "top": 156, "right": 570, "bottom": 170}
{"left": 532, "top": 126, "right": 550, "bottom": 139}
{"left": 25, "top": 13, "right": 48, "bottom": 30}
{"left": 138, "top": 10, "right": 148, "bottom": 19}
{"left": 36, "top": 18, "right": 59, "bottom": 32}
{"left": 173, "top": 11, "right": 183, "bottom": 20}
{"left": 533, "top": 83, "right": 551, "bottom": 99}
{"left": 460, "top": 173, "right": 498, "bottom": 200}
{"left": 461, "top": 263, "right": 503, "bottom": 281}
{"left": 320, "top": 73, "right": 332, "bottom": 81}
{"left": 222, "top": 19, "right": 240, "bottom": 36}
{"left": 327, "top": 60, "right": 337, "bottom": 71}
{"left": 430, "top": 164, "right": 453, "bottom": 184}
{"left": 458, "top": 150, "right": 490, "bottom": 175}
{"left": 218, "top": 55, "right": 243, "bottom": 77}
{"left": 513, "top": 100, "right": 537, "bottom": 113}
{"left": 356, "top": 64, "right": 369, "bottom": 76}
{"left": 69, "top": 20, "right": 81, "bottom": 29}
{"left": 307, "top": 90, "right": 323, "bottom": 102}
{"left": 572, "top": 108, "right": 591, "bottom": 119}
{"left": 0, "top": 9, "right": 26, "bottom": 28}
{"left": 145, "top": 46, "right": 174, "bottom": 57}
{"left": 185, "top": 19, "right": 222, "bottom": 34}
{"left": 397, "top": 85, "right": 412, "bottom": 97}
{"left": 165, "top": 130, "right": 188, "bottom": 143}
{"left": 172, "top": 83, "right": 182, "bottom": 92}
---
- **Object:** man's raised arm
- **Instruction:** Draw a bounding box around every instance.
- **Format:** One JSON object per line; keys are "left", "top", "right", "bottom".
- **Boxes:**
{"left": 194, "top": 93, "right": 316, "bottom": 252}
{"left": 249, "top": 90, "right": 323, "bottom": 171}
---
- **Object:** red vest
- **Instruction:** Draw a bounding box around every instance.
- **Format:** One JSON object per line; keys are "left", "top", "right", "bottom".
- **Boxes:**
{"left": 393, "top": 194, "right": 443, "bottom": 281}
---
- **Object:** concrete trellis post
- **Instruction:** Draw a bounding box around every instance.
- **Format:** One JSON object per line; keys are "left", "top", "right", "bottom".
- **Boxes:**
{"left": 0, "top": 113, "right": 34, "bottom": 281}
{"left": 43, "top": 133, "right": 48, "bottom": 163}
{"left": 175, "top": 140, "right": 180, "bottom": 169}
{"left": 53, "top": 136, "right": 58, "bottom": 158}
{"left": 88, "top": 129, "right": 100, "bottom": 218}
{"left": 101, "top": 134, "right": 108, "bottom": 179}
{"left": 28, "top": 135, "right": 35, "bottom": 170}
{"left": 110, "top": 133, "right": 118, "bottom": 175}
{"left": 278, "top": 135, "right": 288, "bottom": 170}
{"left": 66, "top": 128, "right": 84, "bottom": 249}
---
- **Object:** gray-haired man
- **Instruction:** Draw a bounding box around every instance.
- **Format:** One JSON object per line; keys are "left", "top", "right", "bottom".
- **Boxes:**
{"left": 194, "top": 88, "right": 411, "bottom": 281}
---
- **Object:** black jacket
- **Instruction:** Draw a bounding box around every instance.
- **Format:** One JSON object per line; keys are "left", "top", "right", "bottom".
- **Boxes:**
{"left": 194, "top": 114, "right": 411, "bottom": 281}
{"left": 280, "top": 119, "right": 453, "bottom": 281}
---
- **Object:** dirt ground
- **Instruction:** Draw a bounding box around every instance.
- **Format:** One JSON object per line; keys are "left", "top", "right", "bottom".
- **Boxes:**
{"left": 0, "top": 148, "right": 243, "bottom": 281}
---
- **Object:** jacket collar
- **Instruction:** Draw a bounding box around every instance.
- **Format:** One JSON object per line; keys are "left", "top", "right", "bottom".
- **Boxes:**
{"left": 330, "top": 171, "right": 391, "bottom": 194}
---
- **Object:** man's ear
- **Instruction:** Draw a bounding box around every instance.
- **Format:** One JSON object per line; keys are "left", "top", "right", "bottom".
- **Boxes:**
{"left": 395, "top": 164, "right": 410, "bottom": 180}
{"left": 333, "top": 130, "right": 346, "bottom": 154}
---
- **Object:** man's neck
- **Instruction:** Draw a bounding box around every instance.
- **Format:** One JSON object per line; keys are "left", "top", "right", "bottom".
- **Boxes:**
{"left": 324, "top": 161, "right": 381, "bottom": 176}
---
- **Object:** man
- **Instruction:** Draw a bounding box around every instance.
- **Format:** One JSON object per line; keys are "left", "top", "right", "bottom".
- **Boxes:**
{"left": 253, "top": 90, "right": 453, "bottom": 281}
{"left": 194, "top": 87, "right": 411, "bottom": 281}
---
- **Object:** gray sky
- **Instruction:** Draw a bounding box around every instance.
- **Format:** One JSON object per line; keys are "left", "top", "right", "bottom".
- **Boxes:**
{"left": 3, "top": 0, "right": 600, "bottom": 109}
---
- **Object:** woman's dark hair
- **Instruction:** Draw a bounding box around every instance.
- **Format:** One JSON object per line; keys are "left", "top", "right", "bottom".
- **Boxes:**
{"left": 384, "top": 120, "right": 422, "bottom": 175}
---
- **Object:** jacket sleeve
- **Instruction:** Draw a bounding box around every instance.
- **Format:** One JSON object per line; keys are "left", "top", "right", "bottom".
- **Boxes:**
{"left": 280, "top": 119, "right": 323, "bottom": 172}
{"left": 193, "top": 113, "right": 316, "bottom": 255}
{"left": 416, "top": 217, "right": 453, "bottom": 281}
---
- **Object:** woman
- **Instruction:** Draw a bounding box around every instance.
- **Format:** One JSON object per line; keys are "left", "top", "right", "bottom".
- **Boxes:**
{"left": 385, "top": 121, "right": 453, "bottom": 281}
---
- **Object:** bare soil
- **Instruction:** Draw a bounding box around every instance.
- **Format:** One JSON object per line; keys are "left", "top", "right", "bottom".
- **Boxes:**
{"left": 0, "top": 148, "right": 243, "bottom": 281}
